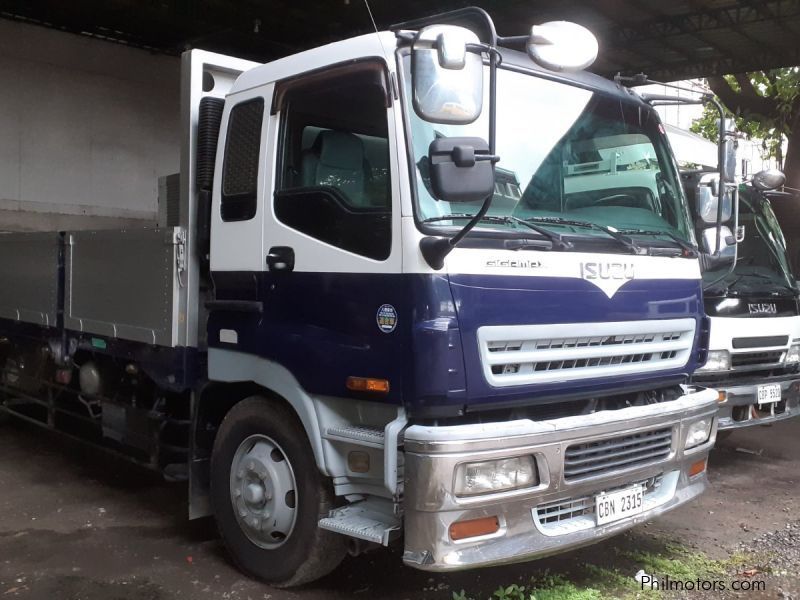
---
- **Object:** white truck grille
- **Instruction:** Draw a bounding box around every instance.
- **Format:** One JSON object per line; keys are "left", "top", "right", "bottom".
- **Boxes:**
{"left": 477, "top": 319, "right": 696, "bottom": 387}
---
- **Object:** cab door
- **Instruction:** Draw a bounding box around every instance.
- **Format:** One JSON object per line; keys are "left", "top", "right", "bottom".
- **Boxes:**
{"left": 258, "top": 60, "right": 404, "bottom": 402}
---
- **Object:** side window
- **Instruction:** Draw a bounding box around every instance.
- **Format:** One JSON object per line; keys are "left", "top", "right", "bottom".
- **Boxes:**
{"left": 274, "top": 64, "right": 392, "bottom": 261}
{"left": 221, "top": 98, "right": 264, "bottom": 222}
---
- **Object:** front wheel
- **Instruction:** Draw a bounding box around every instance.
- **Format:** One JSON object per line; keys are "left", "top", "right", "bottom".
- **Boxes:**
{"left": 210, "top": 396, "right": 346, "bottom": 586}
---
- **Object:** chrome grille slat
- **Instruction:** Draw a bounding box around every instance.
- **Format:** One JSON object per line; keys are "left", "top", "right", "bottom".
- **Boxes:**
{"left": 732, "top": 350, "right": 784, "bottom": 369}
{"left": 478, "top": 319, "right": 696, "bottom": 387}
{"left": 563, "top": 427, "right": 672, "bottom": 481}
{"left": 565, "top": 439, "right": 672, "bottom": 467}
{"left": 565, "top": 430, "right": 672, "bottom": 458}
{"left": 564, "top": 446, "right": 673, "bottom": 478}
{"left": 536, "top": 474, "right": 664, "bottom": 525}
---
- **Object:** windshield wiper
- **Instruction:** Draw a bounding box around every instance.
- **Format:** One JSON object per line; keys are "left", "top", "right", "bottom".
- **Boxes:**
{"left": 728, "top": 271, "right": 797, "bottom": 294}
{"left": 615, "top": 228, "right": 697, "bottom": 257}
{"left": 522, "top": 217, "right": 640, "bottom": 254}
{"left": 422, "top": 214, "right": 573, "bottom": 250}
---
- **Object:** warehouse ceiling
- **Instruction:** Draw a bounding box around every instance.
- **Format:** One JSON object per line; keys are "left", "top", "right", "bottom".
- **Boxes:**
{"left": 1, "top": 0, "right": 799, "bottom": 81}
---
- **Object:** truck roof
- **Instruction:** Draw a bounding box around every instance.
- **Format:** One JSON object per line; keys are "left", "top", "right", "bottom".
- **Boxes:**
{"left": 229, "top": 30, "right": 641, "bottom": 105}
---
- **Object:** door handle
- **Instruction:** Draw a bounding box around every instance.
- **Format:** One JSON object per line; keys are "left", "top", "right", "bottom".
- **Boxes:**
{"left": 267, "top": 246, "right": 295, "bottom": 272}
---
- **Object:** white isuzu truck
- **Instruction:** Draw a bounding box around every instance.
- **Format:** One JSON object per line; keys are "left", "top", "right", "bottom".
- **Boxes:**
{"left": 669, "top": 126, "right": 800, "bottom": 432}
{"left": 0, "top": 8, "right": 722, "bottom": 586}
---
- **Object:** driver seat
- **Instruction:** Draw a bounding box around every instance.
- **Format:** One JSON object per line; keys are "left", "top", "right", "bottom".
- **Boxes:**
{"left": 301, "top": 130, "right": 369, "bottom": 206}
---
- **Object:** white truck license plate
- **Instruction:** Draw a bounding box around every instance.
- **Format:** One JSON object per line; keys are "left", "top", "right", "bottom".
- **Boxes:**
{"left": 757, "top": 383, "right": 781, "bottom": 404}
{"left": 595, "top": 485, "right": 644, "bottom": 525}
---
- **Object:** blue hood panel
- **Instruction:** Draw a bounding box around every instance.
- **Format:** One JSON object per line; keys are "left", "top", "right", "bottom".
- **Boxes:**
{"left": 444, "top": 273, "right": 704, "bottom": 411}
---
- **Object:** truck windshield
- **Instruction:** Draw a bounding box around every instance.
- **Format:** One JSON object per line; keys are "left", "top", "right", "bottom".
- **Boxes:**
{"left": 402, "top": 59, "right": 695, "bottom": 249}
{"left": 707, "top": 189, "right": 796, "bottom": 294}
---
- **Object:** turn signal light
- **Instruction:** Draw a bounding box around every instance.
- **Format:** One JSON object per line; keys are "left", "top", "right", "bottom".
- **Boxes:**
{"left": 346, "top": 377, "right": 390, "bottom": 394}
{"left": 449, "top": 516, "right": 500, "bottom": 541}
{"left": 717, "top": 390, "right": 727, "bottom": 403}
{"left": 689, "top": 458, "right": 707, "bottom": 478}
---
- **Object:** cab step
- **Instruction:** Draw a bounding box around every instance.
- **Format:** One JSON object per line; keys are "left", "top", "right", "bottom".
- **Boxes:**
{"left": 318, "top": 500, "right": 401, "bottom": 545}
{"left": 324, "top": 425, "right": 385, "bottom": 448}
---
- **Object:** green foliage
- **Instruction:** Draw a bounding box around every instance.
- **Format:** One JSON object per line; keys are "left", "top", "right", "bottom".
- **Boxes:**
{"left": 690, "top": 68, "right": 800, "bottom": 163}
{"left": 452, "top": 574, "right": 603, "bottom": 600}
{"left": 621, "top": 542, "right": 727, "bottom": 580}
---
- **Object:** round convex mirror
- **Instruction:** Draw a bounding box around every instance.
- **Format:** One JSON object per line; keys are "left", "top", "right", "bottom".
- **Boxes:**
{"left": 527, "top": 21, "right": 599, "bottom": 72}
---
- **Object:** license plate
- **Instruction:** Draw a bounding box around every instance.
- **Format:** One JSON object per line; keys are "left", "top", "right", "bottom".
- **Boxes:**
{"left": 595, "top": 485, "right": 644, "bottom": 525}
{"left": 757, "top": 383, "right": 781, "bottom": 404}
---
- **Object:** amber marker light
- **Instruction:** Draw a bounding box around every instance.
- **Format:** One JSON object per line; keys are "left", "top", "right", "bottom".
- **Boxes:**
{"left": 689, "top": 458, "right": 707, "bottom": 478}
{"left": 449, "top": 516, "right": 500, "bottom": 541}
{"left": 717, "top": 390, "right": 727, "bottom": 403}
{"left": 346, "top": 376, "right": 390, "bottom": 394}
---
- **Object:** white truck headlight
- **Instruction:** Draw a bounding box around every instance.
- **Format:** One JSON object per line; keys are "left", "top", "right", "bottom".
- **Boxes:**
{"left": 697, "top": 350, "right": 730, "bottom": 372}
{"left": 684, "top": 418, "right": 713, "bottom": 450}
{"left": 454, "top": 456, "right": 537, "bottom": 497}
{"left": 785, "top": 344, "right": 800, "bottom": 364}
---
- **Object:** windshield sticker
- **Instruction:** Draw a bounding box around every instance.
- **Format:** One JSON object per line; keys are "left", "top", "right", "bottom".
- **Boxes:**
{"left": 377, "top": 304, "right": 398, "bottom": 333}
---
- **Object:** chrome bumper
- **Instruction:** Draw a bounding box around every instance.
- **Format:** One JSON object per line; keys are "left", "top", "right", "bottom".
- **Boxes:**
{"left": 402, "top": 386, "right": 718, "bottom": 571}
{"left": 707, "top": 376, "right": 800, "bottom": 430}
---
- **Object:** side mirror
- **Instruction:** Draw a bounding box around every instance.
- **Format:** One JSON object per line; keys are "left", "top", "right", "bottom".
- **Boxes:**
{"left": 428, "top": 137, "right": 495, "bottom": 203}
{"left": 527, "top": 21, "right": 598, "bottom": 71}
{"left": 696, "top": 183, "right": 732, "bottom": 224}
{"left": 412, "top": 25, "right": 483, "bottom": 124}
{"left": 752, "top": 169, "right": 786, "bottom": 191}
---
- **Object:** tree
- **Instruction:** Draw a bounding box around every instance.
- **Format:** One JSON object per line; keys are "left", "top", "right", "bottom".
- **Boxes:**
{"left": 691, "top": 69, "right": 800, "bottom": 273}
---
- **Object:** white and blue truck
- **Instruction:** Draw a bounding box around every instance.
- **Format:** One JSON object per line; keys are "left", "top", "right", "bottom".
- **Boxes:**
{"left": 0, "top": 8, "right": 722, "bottom": 586}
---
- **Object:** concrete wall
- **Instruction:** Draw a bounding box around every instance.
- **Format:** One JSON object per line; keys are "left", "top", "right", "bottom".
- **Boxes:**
{"left": 0, "top": 20, "right": 181, "bottom": 231}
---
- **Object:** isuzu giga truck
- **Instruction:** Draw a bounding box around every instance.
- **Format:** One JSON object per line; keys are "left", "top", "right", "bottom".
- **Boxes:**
{"left": 0, "top": 8, "right": 723, "bottom": 585}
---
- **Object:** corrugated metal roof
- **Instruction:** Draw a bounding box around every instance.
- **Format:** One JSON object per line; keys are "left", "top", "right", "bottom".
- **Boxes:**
{"left": 0, "top": 0, "right": 797, "bottom": 80}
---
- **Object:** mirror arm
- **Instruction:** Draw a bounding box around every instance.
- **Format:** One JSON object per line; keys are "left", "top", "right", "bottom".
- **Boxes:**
{"left": 704, "top": 96, "right": 727, "bottom": 254}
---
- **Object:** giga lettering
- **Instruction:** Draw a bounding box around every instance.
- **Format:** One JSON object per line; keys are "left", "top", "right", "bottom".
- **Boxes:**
{"left": 580, "top": 262, "right": 635, "bottom": 281}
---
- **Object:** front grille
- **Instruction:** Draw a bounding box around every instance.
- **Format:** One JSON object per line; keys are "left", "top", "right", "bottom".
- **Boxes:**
{"left": 478, "top": 319, "right": 695, "bottom": 387}
{"left": 536, "top": 473, "right": 665, "bottom": 525}
{"left": 563, "top": 427, "right": 673, "bottom": 481}
{"left": 731, "top": 350, "right": 784, "bottom": 368}
{"left": 732, "top": 335, "right": 788, "bottom": 349}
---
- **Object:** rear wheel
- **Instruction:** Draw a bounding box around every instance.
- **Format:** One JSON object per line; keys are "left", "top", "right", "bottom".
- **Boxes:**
{"left": 210, "top": 396, "right": 346, "bottom": 586}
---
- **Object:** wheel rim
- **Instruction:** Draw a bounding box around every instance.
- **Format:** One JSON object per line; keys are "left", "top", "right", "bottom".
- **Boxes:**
{"left": 229, "top": 434, "right": 298, "bottom": 549}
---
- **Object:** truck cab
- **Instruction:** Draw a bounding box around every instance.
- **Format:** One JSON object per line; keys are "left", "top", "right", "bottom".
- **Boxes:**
{"left": 669, "top": 124, "right": 800, "bottom": 431}
{"left": 693, "top": 181, "right": 800, "bottom": 429}
{"left": 0, "top": 9, "right": 721, "bottom": 586}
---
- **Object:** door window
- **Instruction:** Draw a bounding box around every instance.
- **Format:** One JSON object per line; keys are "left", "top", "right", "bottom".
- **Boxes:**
{"left": 274, "top": 63, "right": 392, "bottom": 260}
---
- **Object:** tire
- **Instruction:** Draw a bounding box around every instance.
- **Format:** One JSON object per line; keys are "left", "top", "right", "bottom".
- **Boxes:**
{"left": 210, "top": 396, "right": 347, "bottom": 586}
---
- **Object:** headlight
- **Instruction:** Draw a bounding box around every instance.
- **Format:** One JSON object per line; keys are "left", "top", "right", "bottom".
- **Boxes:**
{"left": 684, "top": 418, "right": 713, "bottom": 450}
{"left": 697, "top": 350, "right": 730, "bottom": 372}
{"left": 785, "top": 344, "right": 800, "bottom": 364}
{"left": 454, "top": 456, "right": 538, "bottom": 497}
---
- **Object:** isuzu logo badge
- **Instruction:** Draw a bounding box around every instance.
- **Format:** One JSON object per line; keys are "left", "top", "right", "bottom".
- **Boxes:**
{"left": 580, "top": 262, "right": 635, "bottom": 298}
{"left": 748, "top": 303, "right": 777, "bottom": 315}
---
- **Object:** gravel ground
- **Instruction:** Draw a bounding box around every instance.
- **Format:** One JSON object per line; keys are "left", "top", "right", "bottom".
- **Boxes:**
{"left": 1, "top": 418, "right": 799, "bottom": 599}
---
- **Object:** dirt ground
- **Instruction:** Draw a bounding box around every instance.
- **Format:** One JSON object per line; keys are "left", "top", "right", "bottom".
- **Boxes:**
{"left": 0, "top": 417, "right": 798, "bottom": 600}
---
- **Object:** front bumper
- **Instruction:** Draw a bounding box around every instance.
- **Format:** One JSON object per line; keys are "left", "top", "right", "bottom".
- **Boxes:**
{"left": 402, "top": 386, "right": 718, "bottom": 571}
{"left": 694, "top": 373, "right": 800, "bottom": 430}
